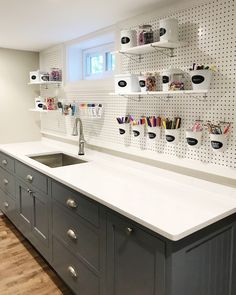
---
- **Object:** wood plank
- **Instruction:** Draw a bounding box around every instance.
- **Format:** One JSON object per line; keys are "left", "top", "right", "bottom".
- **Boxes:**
{"left": 0, "top": 216, "right": 73, "bottom": 295}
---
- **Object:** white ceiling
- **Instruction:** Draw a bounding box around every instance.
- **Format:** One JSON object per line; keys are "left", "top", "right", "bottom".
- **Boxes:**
{"left": 0, "top": 0, "right": 176, "bottom": 52}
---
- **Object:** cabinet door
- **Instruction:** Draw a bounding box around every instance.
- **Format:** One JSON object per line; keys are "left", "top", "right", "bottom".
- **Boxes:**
{"left": 16, "top": 180, "right": 33, "bottom": 237}
{"left": 16, "top": 180, "right": 51, "bottom": 260}
{"left": 107, "top": 213, "right": 165, "bottom": 295}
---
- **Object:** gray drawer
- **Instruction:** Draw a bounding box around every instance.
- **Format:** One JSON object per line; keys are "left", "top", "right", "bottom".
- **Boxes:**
{"left": 53, "top": 237, "right": 99, "bottom": 295}
{"left": 0, "top": 152, "right": 15, "bottom": 173}
{"left": 0, "top": 188, "right": 17, "bottom": 225}
{"left": 15, "top": 161, "right": 48, "bottom": 194}
{"left": 52, "top": 181, "right": 99, "bottom": 227}
{"left": 53, "top": 203, "right": 99, "bottom": 271}
{"left": 0, "top": 167, "right": 15, "bottom": 198}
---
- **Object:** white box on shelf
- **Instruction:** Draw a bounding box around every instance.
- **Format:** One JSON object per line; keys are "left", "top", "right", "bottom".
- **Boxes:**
{"left": 30, "top": 70, "right": 48, "bottom": 83}
{"left": 115, "top": 74, "right": 140, "bottom": 93}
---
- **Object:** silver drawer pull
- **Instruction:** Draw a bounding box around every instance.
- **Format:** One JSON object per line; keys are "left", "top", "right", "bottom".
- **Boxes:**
{"left": 3, "top": 202, "right": 9, "bottom": 209}
{"left": 126, "top": 227, "right": 133, "bottom": 236}
{"left": 67, "top": 229, "right": 77, "bottom": 240}
{"left": 2, "top": 159, "right": 7, "bottom": 166}
{"left": 66, "top": 198, "right": 78, "bottom": 209}
{"left": 68, "top": 266, "right": 77, "bottom": 279}
{"left": 26, "top": 175, "right": 33, "bottom": 182}
{"left": 3, "top": 178, "right": 8, "bottom": 185}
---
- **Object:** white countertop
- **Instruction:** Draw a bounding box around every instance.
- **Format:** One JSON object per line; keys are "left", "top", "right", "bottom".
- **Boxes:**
{"left": 1, "top": 138, "right": 236, "bottom": 241}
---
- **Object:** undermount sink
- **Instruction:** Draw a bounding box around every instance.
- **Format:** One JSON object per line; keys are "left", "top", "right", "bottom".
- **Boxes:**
{"left": 28, "top": 153, "right": 87, "bottom": 168}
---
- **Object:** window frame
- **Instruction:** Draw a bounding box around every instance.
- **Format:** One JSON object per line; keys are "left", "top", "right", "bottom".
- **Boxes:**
{"left": 82, "top": 43, "right": 115, "bottom": 80}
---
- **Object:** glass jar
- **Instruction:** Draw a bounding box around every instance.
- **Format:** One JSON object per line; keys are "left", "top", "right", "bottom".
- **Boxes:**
{"left": 138, "top": 25, "right": 154, "bottom": 46}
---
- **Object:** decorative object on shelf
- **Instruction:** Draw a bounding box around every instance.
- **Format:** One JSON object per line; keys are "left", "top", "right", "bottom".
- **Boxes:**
{"left": 145, "top": 72, "right": 158, "bottom": 91}
{"left": 30, "top": 70, "right": 48, "bottom": 83}
{"left": 186, "top": 120, "right": 203, "bottom": 148}
{"left": 50, "top": 68, "right": 62, "bottom": 81}
{"left": 189, "top": 64, "right": 216, "bottom": 90}
{"left": 40, "top": 73, "right": 49, "bottom": 82}
{"left": 162, "top": 117, "right": 181, "bottom": 144}
{"left": 115, "top": 74, "right": 140, "bottom": 93}
{"left": 206, "top": 120, "right": 231, "bottom": 152}
{"left": 162, "top": 68, "right": 184, "bottom": 91}
{"left": 34, "top": 96, "right": 45, "bottom": 110}
{"left": 138, "top": 25, "right": 154, "bottom": 46}
{"left": 46, "top": 97, "right": 58, "bottom": 110}
{"left": 138, "top": 74, "right": 147, "bottom": 92}
{"left": 159, "top": 18, "right": 178, "bottom": 42}
{"left": 120, "top": 29, "right": 137, "bottom": 50}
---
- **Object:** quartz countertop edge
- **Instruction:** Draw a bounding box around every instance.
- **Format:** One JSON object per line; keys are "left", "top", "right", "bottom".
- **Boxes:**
{"left": 1, "top": 139, "right": 236, "bottom": 242}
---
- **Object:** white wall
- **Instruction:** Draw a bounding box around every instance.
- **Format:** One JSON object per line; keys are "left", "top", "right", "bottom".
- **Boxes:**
{"left": 0, "top": 48, "right": 41, "bottom": 143}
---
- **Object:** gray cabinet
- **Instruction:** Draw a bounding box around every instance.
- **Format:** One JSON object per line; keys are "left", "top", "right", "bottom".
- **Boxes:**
{"left": 106, "top": 213, "right": 166, "bottom": 295}
{"left": 16, "top": 179, "right": 51, "bottom": 261}
{"left": 1, "top": 152, "right": 236, "bottom": 295}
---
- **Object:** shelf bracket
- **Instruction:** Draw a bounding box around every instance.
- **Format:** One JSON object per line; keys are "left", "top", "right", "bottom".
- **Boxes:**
{"left": 151, "top": 45, "right": 176, "bottom": 58}
{"left": 119, "top": 52, "right": 143, "bottom": 63}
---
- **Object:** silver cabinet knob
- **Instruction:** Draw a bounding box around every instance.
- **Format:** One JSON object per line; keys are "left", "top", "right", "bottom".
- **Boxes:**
{"left": 27, "top": 189, "right": 33, "bottom": 195}
{"left": 126, "top": 227, "right": 133, "bottom": 235}
{"left": 3, "top": 178, "right": 8, "bottom": 185}
{"left": 68, "top": 266, "right": 77, "bottom": 279}
{"left": 67, "top": 229, "right": 77, "bottom": 240}
{"left": 2, "top": 159, "right": 7, "bottom": 166}
{"left": 3, "top": 202, "right": 9, "bottom": 209}
{"left": 66, "top": 198, "right": 78, "bottom": 209}
{"left": 26, "top": 175, "right": 33, "bottom": 182}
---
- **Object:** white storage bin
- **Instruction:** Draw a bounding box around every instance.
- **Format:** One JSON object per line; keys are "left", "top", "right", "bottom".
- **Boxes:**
{"left": 165, "top": 129, "right": 180, "bottom": 144}
{"left": 120, "top": 30, "right": 137, "bottom": 50}
{"left": 147, "top": 126, "right": 161, "bottom": 140}
{"left": 118, "top": 123, "right": 130, "bottom": 135}
{"left": 115, "top": 74, "right": 140, "bottom": 93}
{"left": 159, "top": 18, "right": 178, "bottom": 42}
{"left": 186, "top": 130, "right": 202, "bottom": 148}
{"left": 210, "top": 134, "right": 228, "bottom": 152}
{"left": 132, "top": 124, "right": 144, "bottom": 137}
{"left": 138, "top": 75, "right": 147, "bottom": 92}
{"left": 190, "top": 70, "right": 213, "bottom": 90}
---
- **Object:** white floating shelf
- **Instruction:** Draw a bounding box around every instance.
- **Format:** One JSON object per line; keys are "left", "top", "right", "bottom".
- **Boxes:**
{"left": 29, "top": 109, "right": 61, "bottom": 113}
{"left": 115, "top": 41, "right": 188, "bottom": 55}
{"left": 109, "top": 90, "right": 208, "bottom": 96}
{"left": 29, "top": 109, "right": 48, "bottom": 113}
{"left": 28, "top": 81, "right": 62, "bottom": 86}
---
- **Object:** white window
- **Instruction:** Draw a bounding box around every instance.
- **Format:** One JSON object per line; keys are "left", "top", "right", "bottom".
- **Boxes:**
{"left": 66, "top": 32, "right": 115, "bottom": 82}
{"left": 82, "top": 43, "right": 115, "bottom": 80}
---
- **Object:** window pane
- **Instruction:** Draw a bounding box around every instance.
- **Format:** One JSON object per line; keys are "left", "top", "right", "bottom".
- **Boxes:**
{"left": 90, "top": 54, "right": 103, "bottom": 74}
{"left": 106, "top": 52, "right": 115, "bottom": 71}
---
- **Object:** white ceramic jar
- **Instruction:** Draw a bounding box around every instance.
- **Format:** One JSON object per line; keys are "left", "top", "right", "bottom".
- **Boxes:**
{"left": 120, "top": 30, "right": 137, "bottom": 50}
{"left": 159, "top": 18, "right": 178, "bottom": 42}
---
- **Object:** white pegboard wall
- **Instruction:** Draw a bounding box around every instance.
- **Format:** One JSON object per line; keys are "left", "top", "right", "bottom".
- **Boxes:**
{"left": 40, "top": 0, "right": 236, "bottom": 169}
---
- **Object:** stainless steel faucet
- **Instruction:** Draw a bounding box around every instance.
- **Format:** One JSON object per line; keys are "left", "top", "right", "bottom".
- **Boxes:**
{"left": 72, "top": 118, "right": 85, "bottom": 155}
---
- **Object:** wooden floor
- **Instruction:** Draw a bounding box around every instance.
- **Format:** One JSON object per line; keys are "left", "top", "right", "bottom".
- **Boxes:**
{"left": 0, "top": 215, "right": 72, "bottom": 295}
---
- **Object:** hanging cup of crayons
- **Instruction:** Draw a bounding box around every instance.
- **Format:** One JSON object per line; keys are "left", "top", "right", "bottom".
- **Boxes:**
{"left": 146, "top": 116, "right": 162, "bottom": 140}
{"left": 189, "top": 64, "right": 216, "bottom": 91}
{"left": 186, "top": 120, "right": 203, "bottom": 148}
{"left": 206, "top": 121, "right": 231, "bottom": 152}
{"left": 163, "top": 117, "right": 181, "bottom": 144}
{"left": 116, "top": 115, "right": 131, "bottom": 135}
{"left": 131, "top": 117, "right": 145, "bottom": 137}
